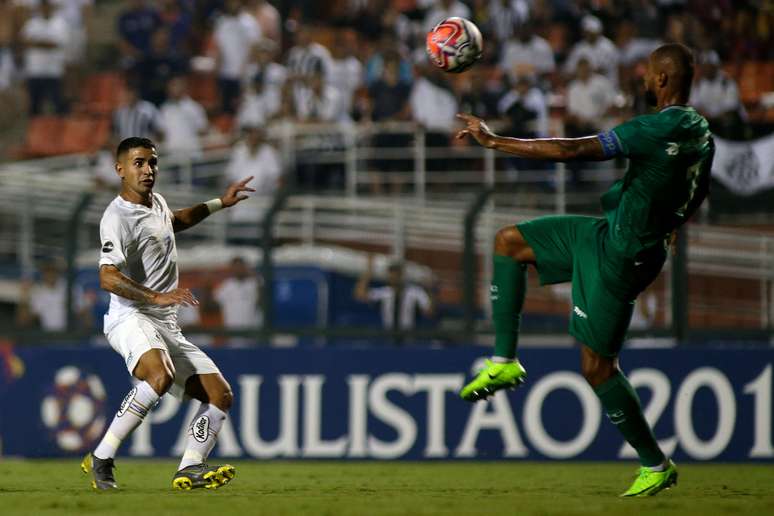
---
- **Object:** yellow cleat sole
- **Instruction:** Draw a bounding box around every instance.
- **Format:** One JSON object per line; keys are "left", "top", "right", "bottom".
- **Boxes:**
{"left": 172, "top": 465, "right": 236, "bottom": 491}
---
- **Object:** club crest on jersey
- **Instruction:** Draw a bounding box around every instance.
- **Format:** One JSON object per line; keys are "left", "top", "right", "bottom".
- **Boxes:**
{"left": 117, "top": 386, "right": 137, "bottom": 417}
{"left": 102, "top": 241, "right": 114, "bottom": 253}
{"left": 193, "top": 415, "right": 210, "bottom": 443}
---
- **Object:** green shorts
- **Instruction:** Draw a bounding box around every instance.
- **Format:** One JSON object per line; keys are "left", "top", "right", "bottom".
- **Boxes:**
{"left": 517, "top": 216, "right": 665, "bottom": 357}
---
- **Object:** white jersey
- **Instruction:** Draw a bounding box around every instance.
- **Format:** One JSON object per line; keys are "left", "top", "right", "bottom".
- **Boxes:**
{"left": 99, "top": 193, "right": 178, "bottom": 331}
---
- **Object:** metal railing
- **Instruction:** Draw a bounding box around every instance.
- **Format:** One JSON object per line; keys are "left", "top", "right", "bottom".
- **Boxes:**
{"left": 1, "top": 121, "right": 773, "bottom": 342}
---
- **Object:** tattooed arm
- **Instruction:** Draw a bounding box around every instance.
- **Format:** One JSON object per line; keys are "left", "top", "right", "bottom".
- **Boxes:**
{"left": 99, "top": 265, "right": 198, "bottom": 306}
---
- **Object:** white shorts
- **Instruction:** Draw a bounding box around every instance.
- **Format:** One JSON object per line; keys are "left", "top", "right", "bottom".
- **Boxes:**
{"left": 106, "top": 312, "right": 221, "bottom": 399}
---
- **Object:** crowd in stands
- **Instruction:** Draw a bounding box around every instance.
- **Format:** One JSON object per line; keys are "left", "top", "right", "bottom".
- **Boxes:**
{"left": 5, "top": 0, "right": 772, "bottom": 336}
{"left": 0, "top": 0, "right": 772, "bottom": 186}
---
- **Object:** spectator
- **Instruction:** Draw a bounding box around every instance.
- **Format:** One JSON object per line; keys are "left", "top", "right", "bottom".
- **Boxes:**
{"left": 498, "top": 23, "right": 555, "bottom": 87}
{"left": 21, "top": 0, "right": 69, "bottom": 115}
{"left": 353, "top": 255, "right": 434, "bottom": 331}
{"left": 52, "top": 0, "right": 93, "bottom": 65}
{"left": 497, "top": 73, "right": 548, "bottom": 139}
{"left": 0, "top": 0, "right": 17, "bottom": 93}
{"left": 458, "top": 67, "right": 505, "bottom": 119}
{"left": 239, "top": 38, "right": 287, "bottom": 124}
{"left": 291, "top": 61, "right": 340, "bottom": 122}
{"left": 487, "top": 0, "right": 529, "bottom": 44}
{"left": 214, "top": 257, "right": 261, "bottom": 346}
{"left": 629, "top": 290, "right": 658, "bottom": 331}
{"left": 92, "top": 147, "right": 120, "bottom": 190}
{"left": 290, "top": 61, "right": 345, "bottom": 190}
{"left": 368, "top": 53, "right": 412, "bottom": 194}
{"left": 422, "top": 0, "right": 472, "bottom": 35}
{"left": 117, "top": 0, "right": 161, "bottom": 68}
{"left": 410, "top": 62, "right": 458, "bottom": 173}
{"left": 565, "top": 57, "right": 617, "bottom": 137}
{"left": 15, "top": 260, "right": 92, "bottom": 331}
{"left": 224, "top": 123, "right": 283, "bottom": 223}
{"left": 497, "top": 73, "right": 548, "bottom": 181}
{"left": 244, "top": 0, "right": 281, "bottom": 47}
{"left": 329, "top": 30, "right": 363, "bottom": 122}
{"left": 364, "top": 32, "right": 413, "bottom": 87}
{"left": 159, "top": 75, "right": 208, "bottom": 159}
{"left": 286, "top": 23, "right": 333, "bottom": 84}
{"left": 158, "top": 0, "right": 192, "bottom": 57}
{"left": 616, "top": 19, "right": 661, "bottom": 69}
{"left": 111, "top": 81, "right": 162, "bottom": 142}
{"left": 564, "top": 15, "right": 620, "bottom": 86}
{"left": 132, "top": 28, "right": 188, "bottom": 106}
{"left": 213, "top": 0, "right": 262, "bottom": 114}
{"left": 689, "top": 50, "right": 745, "bottom": 137}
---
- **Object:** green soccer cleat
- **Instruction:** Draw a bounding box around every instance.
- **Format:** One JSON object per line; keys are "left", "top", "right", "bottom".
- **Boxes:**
{"left": 81, "top": 452, "right": 118, "bottom": 490}
{"left": 620, "top": 460, "right": 678, "bottom": 497}
{"left": 172, "top": 463, "right": 236, "bottom": 491}
{"left": 459, "top": 359, "right": 527, "bottom": 402}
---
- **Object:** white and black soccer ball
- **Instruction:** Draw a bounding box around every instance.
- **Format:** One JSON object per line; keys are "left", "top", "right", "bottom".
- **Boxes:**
{"left": 426, "top": 17, "right": 484, "bottom": 73}
{"left": 41, "top": 366, "right": 108, "bottom": 452}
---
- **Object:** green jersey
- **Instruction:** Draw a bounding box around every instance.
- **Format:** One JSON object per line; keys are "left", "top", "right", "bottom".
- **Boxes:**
{"left": 597, "top": 106, "right": 714, "bottom": 258}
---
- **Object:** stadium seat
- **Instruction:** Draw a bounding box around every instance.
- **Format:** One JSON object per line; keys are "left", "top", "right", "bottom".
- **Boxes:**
{"left": 188, "top": 73, "right": 219, "bottom": 112}
{"left": 12, "top": 116, "right": 65, "bottom": 158}
{"left": 79, "top": 72, "right": 126, "bottom": 115}
{"left": 211, "top": 113, "right": 235, "bottom": 135}
{"left": 739, "top": 61, "right": 764, "bottom": 105}
{"left": 59, "top": 116, "right": 111, "bottom": 155}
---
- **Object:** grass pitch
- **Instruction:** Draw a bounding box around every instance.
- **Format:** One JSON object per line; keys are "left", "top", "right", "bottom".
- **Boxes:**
{"left": 0, "top": 460, "right": 772, "bottom": 516}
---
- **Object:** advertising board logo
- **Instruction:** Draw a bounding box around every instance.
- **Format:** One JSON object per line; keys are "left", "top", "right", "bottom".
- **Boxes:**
{"left": 40, "top": 366, "right": 108, "bottom": 452}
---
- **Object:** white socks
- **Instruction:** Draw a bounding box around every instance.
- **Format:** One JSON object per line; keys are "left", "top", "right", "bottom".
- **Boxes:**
{"left": 94, "top": 381, "right": 160, "bottom": 460}
{"left": 491, "top": 356, "right": 515, "bottom": 363}
{"left": 178, "top": 403, "right": 227, "bottom": 470}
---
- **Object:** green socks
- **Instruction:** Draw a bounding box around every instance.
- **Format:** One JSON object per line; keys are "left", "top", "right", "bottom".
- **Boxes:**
{"left": 491, "top": 254, "right": 527, "bottom": 360}
{"left": 594, "top": 372, "right": 666, "bottom": 467}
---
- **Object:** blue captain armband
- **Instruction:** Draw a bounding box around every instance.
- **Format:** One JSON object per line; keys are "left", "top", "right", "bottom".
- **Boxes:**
{"left": 597, "top": 131, "right": 623, "bottom": 158}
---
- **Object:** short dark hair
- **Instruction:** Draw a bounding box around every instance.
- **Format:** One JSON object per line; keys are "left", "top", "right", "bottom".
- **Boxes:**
{"left": 652, "top": 43, "right": 695, "bottom": 99}
{"left": 116, "top": 137, "right": 156, "bottom": 160}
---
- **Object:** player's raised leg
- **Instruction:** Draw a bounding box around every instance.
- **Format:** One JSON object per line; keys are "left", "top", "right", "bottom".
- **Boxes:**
{"left": 581, "top": 345, "right": 677, "bottom": 496}
{"left": 82, "top": 349, "right": 174, "bottom": 490}
{"left": 172, "top": 373, "right": 236, "bottom": 490}
{"left": 460, "top": 226, "right": 533, "bottom": 401}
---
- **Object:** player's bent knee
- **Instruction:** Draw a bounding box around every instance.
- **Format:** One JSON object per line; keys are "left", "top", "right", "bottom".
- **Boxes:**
{"left": 581, "top": 358, "right": 617, "bottom": 388}
{"left": 218, "top": 388, "right": 234, "bottom": 412}
{"left": 147, "top": 370, "right": 175, "bottom": 395}
{"left": 494, "top": 226, "right": 534, "bottom": 262}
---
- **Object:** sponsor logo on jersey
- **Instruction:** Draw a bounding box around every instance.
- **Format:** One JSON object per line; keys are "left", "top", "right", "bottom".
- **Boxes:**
{"left": 607, "top": 409, "right": 627, "bottom": 424}
{"left": 117, "top": 387, "right": 137, "bottom": 417}
{"left": 102, "top": 241, "right": 114, "bottom": 253}
{"left": 573, "top": 306, "right": 588, "bottom": 319}
{"left": 666, "top": 142, "right": 680, "bottom": 156}
{"left": 193, "top": 415, "right": 210, "bottom": 443}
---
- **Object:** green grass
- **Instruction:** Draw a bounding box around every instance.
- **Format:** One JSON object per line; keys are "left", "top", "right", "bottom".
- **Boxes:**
{"left": 0, "top": 460, "right": 772, "bottom": 515}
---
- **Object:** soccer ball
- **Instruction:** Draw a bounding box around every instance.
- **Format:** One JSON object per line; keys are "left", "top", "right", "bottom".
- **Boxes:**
{"left": 41, "top": 366, "right": 108, "bottom": 452}
{"left": 426, "top": 17, "right": 483, "bottom": 73}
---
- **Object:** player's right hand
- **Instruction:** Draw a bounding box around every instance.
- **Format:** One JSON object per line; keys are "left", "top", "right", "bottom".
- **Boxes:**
{"left": 455, "top": 113, "right": 496, "bottom": 148}
{"left": 152, "top": 288, "right": 198, "bottom": 307}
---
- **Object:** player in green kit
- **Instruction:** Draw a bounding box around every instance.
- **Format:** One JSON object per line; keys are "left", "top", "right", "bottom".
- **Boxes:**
{"left": 456, "top": 43, "right": 714, "bottom": 497}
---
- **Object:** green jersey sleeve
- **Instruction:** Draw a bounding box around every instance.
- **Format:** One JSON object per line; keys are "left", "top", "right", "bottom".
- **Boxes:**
{"left": 609, "top": 116, "right": 656, "bottom": 158}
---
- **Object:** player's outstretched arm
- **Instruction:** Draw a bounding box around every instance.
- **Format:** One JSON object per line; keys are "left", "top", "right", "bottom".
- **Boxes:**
{"left": 172, "top": 176, "right": 255, "bottom": 233}
{"left": 456, "top": 113, "right": 609, "bottom": 162}
{"left": 99, "top": 265, "right": 198, "bottom": 307}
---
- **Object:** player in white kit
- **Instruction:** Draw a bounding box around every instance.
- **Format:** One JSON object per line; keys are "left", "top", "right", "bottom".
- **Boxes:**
{"left": 81, "top": 137, "right": 255, "bottom": 491}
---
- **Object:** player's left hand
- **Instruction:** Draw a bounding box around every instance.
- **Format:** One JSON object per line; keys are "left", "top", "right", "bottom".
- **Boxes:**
{"left": 221, "top": 176, "right": 256, "bottom": 207}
